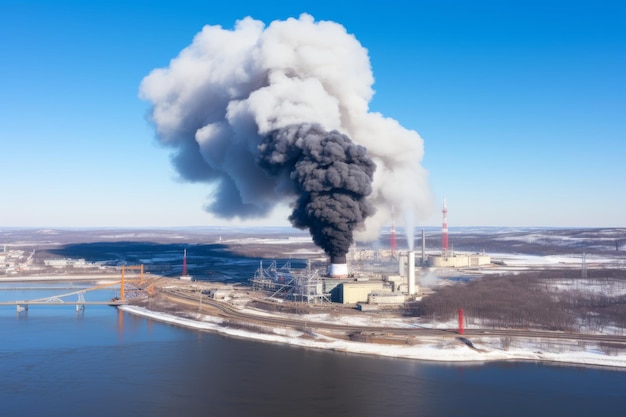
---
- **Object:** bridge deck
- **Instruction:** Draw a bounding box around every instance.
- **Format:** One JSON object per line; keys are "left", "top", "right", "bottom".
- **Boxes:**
{"left": 0, "top": 301, "right": 127, "bottom": 306}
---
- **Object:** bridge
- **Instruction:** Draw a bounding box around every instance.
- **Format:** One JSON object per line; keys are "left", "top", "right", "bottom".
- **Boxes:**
{"left": 1, "top": 265, "right": 153, "bottom": 313}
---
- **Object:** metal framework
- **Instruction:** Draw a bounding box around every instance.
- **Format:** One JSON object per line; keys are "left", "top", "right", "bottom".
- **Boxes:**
{"left": 121, "top": 264, "right": 144, "bottom": 301}
{"left": 250, "top": 260, "right": 330, "bottom": 303}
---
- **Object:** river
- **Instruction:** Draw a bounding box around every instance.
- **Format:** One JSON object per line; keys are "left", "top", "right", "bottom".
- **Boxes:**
{"left": 0, "top": 284, "right": 624, "bottom": 416}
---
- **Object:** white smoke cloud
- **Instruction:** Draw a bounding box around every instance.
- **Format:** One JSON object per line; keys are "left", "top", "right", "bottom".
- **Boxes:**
{"left": 140, "top": 13, "right": 433, "bottom": 241}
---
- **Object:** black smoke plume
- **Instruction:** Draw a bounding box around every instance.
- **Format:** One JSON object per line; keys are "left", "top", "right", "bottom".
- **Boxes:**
{"left": 257, "top": 124, "right": 376, "bottom": 259}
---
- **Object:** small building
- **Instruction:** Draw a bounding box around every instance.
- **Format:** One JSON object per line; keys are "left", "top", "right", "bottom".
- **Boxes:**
{"left": 429, "top": 253, "right": 491, "bottom": 268}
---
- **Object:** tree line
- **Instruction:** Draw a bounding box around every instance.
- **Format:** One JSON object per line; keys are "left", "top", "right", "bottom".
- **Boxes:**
{"left": 414, "top": 269, "right": 626, "bottom": 332}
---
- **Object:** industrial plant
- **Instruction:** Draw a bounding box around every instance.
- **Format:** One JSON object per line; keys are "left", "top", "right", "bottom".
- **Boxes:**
{"left": 1, "top": 245, "right": 104, "bottom": 275}
{"left": 247, "top": 198, "right": 491, "bottom": 310}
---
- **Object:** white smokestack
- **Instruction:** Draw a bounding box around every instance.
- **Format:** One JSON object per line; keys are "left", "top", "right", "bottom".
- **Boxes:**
{"left": 328, "top": 263, "right": 349, "bottom": 278}
{"left": 328, "top": 255, "right": 348, "bottom": 278}
{"left": 408, "top": 251, "right": 416, "bottom": 296}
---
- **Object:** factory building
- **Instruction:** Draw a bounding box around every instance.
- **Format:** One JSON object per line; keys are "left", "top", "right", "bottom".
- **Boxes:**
{"left": 429, "top": 253, "right": 491, "bottom": 267}
{"left": 252, "top": 247, "right": 421, "bottom": 306}
{"left": 336, "top": 250, "right": 419, "bottom": 305}
{"left": 338, "top": 281, "right": 386, "bottom": 304}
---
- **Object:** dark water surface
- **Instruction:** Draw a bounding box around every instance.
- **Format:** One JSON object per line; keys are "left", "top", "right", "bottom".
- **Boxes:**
{"left": 1, "top": 287, "right": 625, "bottom": 417}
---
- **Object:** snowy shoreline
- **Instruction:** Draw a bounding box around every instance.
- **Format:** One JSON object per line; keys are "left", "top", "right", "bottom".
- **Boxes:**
{"left": 119, "top": 305, "right": 626, "bottom": 370}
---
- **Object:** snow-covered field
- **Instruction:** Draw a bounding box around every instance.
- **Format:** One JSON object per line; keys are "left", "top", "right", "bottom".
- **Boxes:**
{"left": 489, "top": 252, "right": 622, "bottom": 267}
{"left": 120, "top": 305, "right": 626, "bottom": 369}
{"left": 543, "top": 278, "right": 626, "bottom": 297}
{"left": 490, "top": 228, "right": 626, "bottom": 252}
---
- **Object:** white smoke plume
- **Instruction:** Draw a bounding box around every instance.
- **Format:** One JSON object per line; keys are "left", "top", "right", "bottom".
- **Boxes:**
{"left": 140, "top": 14, "right": 432, "bottom": 243}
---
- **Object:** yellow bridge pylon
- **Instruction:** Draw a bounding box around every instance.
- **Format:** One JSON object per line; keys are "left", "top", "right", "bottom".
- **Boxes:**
{"left": 120, "top": 265, "right": 144, "bottom": 301}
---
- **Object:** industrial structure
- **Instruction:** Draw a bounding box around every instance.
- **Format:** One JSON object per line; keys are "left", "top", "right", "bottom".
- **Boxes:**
{"left": 327, "top": 255, "right": 349, "bottom": 278}
{"left": 251, "top": 260, "right": 331, "bottom": 303}
{"left": 180, "top": 249, "right": 192, "bottom": 281}
{"left": 248, "top": 198, "right": 493, "bottom": 307}
{"left": 429, "top": 252, "right": 491, "bottom": 267}
{"left": 428, "top": 198, "right": 491, "bottom": 268}
{"left": 1, "top": 246, "right": 104, "bottom": 275}
{"left": 251, "top": 248, "right": 421, "bottom": 308}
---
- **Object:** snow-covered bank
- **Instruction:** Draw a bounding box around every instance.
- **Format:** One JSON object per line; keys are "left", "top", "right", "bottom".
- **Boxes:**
{"left": 119, "top": 305, "right": 626, "bottom": 369}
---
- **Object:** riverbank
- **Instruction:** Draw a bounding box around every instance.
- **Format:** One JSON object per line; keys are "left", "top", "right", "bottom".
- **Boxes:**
{"left": 119, "top": 303, "right": 626, "bottom": 370}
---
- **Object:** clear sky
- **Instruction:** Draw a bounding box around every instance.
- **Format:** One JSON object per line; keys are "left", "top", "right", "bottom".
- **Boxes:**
{"left": 1, "top": 0, "right": 624, "bottom": 229}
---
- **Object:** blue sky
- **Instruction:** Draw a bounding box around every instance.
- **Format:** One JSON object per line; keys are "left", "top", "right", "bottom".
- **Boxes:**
{"left": 1, "top": 0, "right": 624, "bottom": 228}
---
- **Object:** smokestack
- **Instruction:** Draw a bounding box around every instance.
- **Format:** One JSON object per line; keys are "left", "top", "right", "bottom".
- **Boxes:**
{"left": 442, "top": 198, "right": 448, "bottom": 256}
{"left": 408, "top": 251, "right": 416, "bottom": 296}
{"left": 328, "top": 255, "right": 348, "bottom": 278}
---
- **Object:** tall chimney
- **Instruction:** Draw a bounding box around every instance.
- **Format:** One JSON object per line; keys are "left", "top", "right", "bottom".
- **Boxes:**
{"left": 408, "top": 251, "right": 416, "bottom": 295}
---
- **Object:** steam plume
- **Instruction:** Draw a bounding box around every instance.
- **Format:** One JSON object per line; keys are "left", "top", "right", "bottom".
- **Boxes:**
{"left": 140, "top": 14, "right": 432, "bottom": 253}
